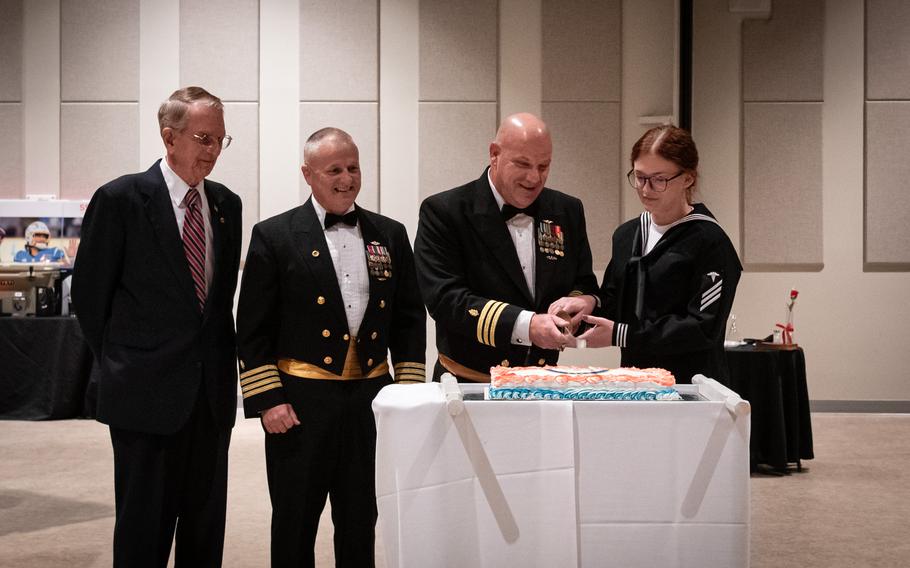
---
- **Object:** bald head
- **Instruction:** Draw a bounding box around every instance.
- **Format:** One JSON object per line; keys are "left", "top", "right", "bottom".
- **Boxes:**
{"left": 303, "top": 127, "right": 357, "bottom": 166}
{"left": 494, "top": 113, "right": 551, "bottom": 147}
{"left": 489, "top": 113, "right": 553, "bottom": 209}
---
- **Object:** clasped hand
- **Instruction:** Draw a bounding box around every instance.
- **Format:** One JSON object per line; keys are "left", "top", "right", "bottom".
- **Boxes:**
{"left": 544, "top": 295, "right": 615, "bottom": 348}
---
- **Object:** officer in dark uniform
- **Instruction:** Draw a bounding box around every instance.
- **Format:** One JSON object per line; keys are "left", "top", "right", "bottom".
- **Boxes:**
{"left": 414, "top": 113, "right": 598, "bottom": 381}
{"left": 236, "top": 128, "right": 425, "bottom": 567}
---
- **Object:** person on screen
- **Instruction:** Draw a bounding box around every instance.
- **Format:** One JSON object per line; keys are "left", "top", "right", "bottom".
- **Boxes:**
{"left": 13, "top": 221, "right": 67, "bottom": 263}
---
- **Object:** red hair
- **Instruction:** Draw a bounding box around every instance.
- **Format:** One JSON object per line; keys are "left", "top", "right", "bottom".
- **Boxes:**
{"left": 631, "top": 125, "right": 699, "bottom": 203}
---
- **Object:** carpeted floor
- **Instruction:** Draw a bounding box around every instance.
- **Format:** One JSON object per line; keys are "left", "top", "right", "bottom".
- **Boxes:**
{"left": 1, "top": 412, "right": 908, "bottom": 567}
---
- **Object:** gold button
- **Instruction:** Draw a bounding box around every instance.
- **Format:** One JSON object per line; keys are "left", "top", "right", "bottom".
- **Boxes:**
{"left": 343, "top": 333, "right": 350, "bottom": 341}
{"left": 379, "top": 300, "right": 386, "bottom": 308}
{"left": 312, "top": 250, "right": 320, "bottom": 257}
{"left": 322, "top": 329, "right": 330, "bottom": 338}
{"left": 371, "top": 331, "right": 378, "bottom": 340}
{"left": 367, "top": 358, "right": 373, "bottom": 366}
{"left": 317, "top": 296, "right": 325, "bottom": 305}
{"left": 324, "top": 356, "right": 332, "bottom": 365}
{"left": 501, "top": 360, "right": 509, "bottom": 367}
{"left": 538, "top": 358, "right": 546, "bottom": 365}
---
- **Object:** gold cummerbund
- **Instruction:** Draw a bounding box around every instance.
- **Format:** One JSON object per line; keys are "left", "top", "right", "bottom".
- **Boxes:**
{"left": 277, "top": 337, "right": 388, "bottom": 381}
{"left": 438, "top": 354, "right": 490, "bottom": 382}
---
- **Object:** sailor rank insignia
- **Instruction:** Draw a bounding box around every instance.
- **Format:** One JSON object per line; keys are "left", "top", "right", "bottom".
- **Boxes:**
{"left": 366, "top": 241, "right": 392, "bottom": 280}
{"left": 537, "top": 219, "right": 565, "bottom": 260}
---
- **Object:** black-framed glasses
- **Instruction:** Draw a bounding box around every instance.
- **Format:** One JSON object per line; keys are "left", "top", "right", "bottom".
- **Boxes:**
{"left": 626, "top": 169, "right": 684, "bottom": 192}
{"left": 192, "top": 132, "right": 233, "bottom": 150}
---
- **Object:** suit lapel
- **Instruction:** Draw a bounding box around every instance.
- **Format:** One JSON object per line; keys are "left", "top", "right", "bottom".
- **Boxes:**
{"left": 470, "top": 172, "right": 534, "bottom": 304}
{"left": 139, "top": 161, "right": 198, "bottom": 312}
{"left": 533, "top": 191, "right": 556, "bottom": 308}
{"left": 357, "top": 209, "right": 390, "bottom": 330}
{"left": 202, "top": 182, "right": 228, "bottom": 320}
{"left": 290, "top": 199, "right": 348, "bottom": 325}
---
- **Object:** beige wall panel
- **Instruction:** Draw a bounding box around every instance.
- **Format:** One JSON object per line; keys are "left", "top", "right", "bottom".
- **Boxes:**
{"left": 865, "top": 102, "right": 910, "bottom": 265}
{"left": 419, "top": 0, "right": 497, "bottom": 102}
{"left": 300, "top": 103, "right": 379, "bottom": 211}
{"left": 418, "top": 102, "right": 496, "bottom": 200}
{"left": 542, "top": 0, "right": 620, "bottom": 102}
{"left": 301, "top": 0, "right": 377, "bottom": 101}
{"left": 180, "top": 0, "right": 259, "bottom": 101}
{"left": 213, "top": 103, "right": 258, "bottom": 258}
{"left": 61, "top": 0, "right": 139, "bottom": 101}
{"left": 543, "top": 101, "right": 620, "bottom": 271}
{"left": 0, "top": 105, "right": 23, "bottom": 197}
{"left": 0, "top": 0, "right": 22, "bottom": 101}
{"left": 742, "top": 102, "right": 823, "bottom": 266}
{"left": 866, "top": 0, "right": 910, "bottom": 100}
{"left": 60, "top": 103, "right": 139, "bottom": 199}
{"left": 742, "top": 0, "right": 823, "bottom": 102}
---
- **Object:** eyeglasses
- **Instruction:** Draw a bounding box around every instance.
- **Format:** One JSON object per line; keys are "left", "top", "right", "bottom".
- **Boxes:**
{"left": 191, "top": 132, "right": 233, "bottom": 150}
{"left": 626, "top": 169, "right": 684, "bottom": 192}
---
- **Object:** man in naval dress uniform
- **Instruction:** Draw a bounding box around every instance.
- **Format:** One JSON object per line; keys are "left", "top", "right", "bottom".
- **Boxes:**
{"left": 236, "top": 128, "right": 426, "bottom": 567}
{"left": 414, "top": 113, "right": 598, "bottom": 382}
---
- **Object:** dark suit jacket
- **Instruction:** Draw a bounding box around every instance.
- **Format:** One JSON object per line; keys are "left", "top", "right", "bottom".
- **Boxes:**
{"left": 414, "top": 169, "right": 598, "bottom": 378}
{"left": 236, "top": 199, "right": 426, "bottom": 417}
{"left": 73, "top": 160, "right": 242, "bottom": 435}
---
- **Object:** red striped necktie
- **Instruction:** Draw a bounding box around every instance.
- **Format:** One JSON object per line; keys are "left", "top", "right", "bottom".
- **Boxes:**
{"left": 182, "top": 187, "right": 206, "bottom": 311}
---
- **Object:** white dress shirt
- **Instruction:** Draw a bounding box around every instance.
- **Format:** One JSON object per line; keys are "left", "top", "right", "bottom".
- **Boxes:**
{"left": 160, "top": 158, "right": 214, "bottom": 290}
{"left": 488, "top": 171, "right": 535, "bottom": 346}
{"left": 311, "top": 197, "right": 370, "bottom": 337}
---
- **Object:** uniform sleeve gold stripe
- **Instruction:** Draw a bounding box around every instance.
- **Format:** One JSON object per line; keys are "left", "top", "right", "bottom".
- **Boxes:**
{"left": 394, "top": 378, "right": 424, "bottom": 383}
{"left": 568, "top": 290, "right": 583, "bottom": 297}
{"left": 241, "top": 376, "right": 282, "bottom": 393}
{"left": 479, "top": 300, "right": 506, "bottom": 346}
{"left": 242, "top": 382, "right": 283, "bottom": 399}
{"left": 476, "top": 300, "right": 500, "bottom": 345}
{"left": 240, "top": 364, "right": 278, "bottom": 381}
{"left": 240, "top": 370, "right": 279, "bottom": 387}
{"left": 395, "top": 370, "right": 425, "bottom": 378}
{"left": 484, "top": 302, "right": 506, "bottom": 346}
{"left": 240, "top": 369, "right": 280, "bottom": 387}
{"left": 394, "top": 362, "right": 426, "bottom": 371}
{"left": 485, "top": 301, "right": 508, "bottom": 348}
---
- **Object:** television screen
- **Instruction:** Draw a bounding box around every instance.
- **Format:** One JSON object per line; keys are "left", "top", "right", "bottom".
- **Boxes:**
{"left": 0, "top": 200, "right": 87, "bottom": 266}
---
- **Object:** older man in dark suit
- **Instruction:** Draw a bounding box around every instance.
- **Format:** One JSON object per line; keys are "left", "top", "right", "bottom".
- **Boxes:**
{"left": 237, "top": 127, "right": 425, "bottom": 567}
{"left": 73, "top": 86, "right": 242, "bottom": 567}
{"left": 415, "top": 112, "right": 599, "bottom": 381}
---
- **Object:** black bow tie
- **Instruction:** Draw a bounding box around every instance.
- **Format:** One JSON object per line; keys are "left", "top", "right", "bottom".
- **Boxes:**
{"left": 324, "top": 211, "right": 358, "bottom": 229}
{"left": 501, "top": 201, "right": 539, "bottom": 221}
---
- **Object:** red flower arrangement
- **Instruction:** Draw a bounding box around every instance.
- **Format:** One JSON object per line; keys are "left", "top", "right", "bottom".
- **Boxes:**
{"left": 776, "top": 288, "right": 798, "bottom": 344}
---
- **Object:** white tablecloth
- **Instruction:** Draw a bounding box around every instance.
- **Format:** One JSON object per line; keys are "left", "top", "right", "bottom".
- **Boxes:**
{"left": 373, "top": 379, "right": 750, "bottom": 568}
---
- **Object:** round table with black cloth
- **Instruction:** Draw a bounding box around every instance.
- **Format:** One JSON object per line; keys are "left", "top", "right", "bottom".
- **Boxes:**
{"left": 0, "top": 316, "right": 94, "bottom": 420}
{"left": 724, "top": 344, "right": 814, "bottom": 473}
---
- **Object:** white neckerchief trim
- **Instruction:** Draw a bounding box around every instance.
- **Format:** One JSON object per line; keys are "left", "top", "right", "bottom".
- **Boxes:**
{"left": 638, "top": 210, "right": 719, "bottom": 256}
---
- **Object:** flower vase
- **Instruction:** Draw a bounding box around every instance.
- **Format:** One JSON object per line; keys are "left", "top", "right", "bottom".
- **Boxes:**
{"left": 783, "top": 308, "right": 795, "bottom": 345}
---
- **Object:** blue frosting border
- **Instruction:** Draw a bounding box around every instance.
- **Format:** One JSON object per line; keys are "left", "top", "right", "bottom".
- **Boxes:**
{"left": 488, "top": 387, "right": 681, "bottom": 401}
